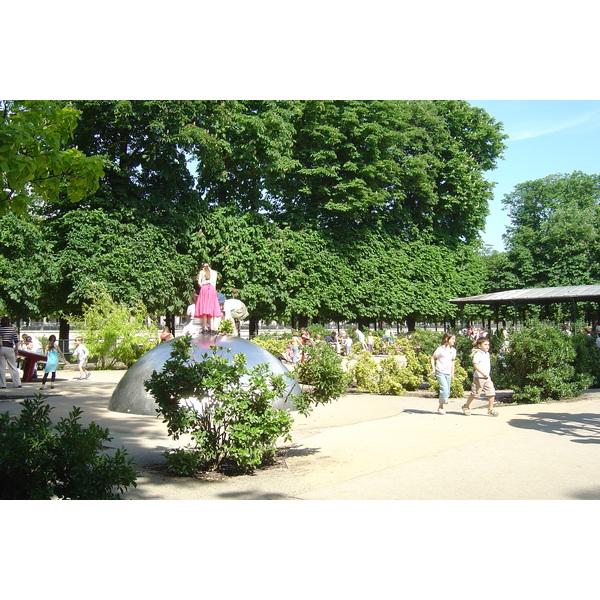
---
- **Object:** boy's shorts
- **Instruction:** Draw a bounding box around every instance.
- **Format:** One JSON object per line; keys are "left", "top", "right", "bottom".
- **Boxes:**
{"left": 471, "top": 376, "right": 495, "bottom": 397}
{"left": 78, "top": 359, "right": 87, "bottom": 368}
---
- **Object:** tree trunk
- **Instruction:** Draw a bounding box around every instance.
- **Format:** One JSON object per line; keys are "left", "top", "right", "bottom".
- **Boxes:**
{"left": 249, "top": 316, "right": 259, "bottom": 338}
{"left": 59, "top": 317, "right": 70, "bottom": 355}
{"left": 165, "top": 311, "right": 176, "bottom": 336}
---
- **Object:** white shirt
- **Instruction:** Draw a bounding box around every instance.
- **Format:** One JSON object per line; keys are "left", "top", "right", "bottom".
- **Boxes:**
{"left": 186, "top": 303, "right": 195, "bottom": 319}
{"left": 473, "top": 349, "right": 491, "bottom": 378}
{"left": 432, "top": 345, "right": 456, "bottom": 375}
{"left": 223, "top": 298, "right": 244, "bottom": 318}
{"left": 198, "top": 269, "right": 217, "bottom": 287}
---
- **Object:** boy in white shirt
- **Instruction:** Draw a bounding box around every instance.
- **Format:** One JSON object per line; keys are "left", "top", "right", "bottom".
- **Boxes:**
{"left": 72, "top": 336, "right": 90, "bottom": 380}
{"left": 462, "top": 337, "right": 498, "bottom": 416}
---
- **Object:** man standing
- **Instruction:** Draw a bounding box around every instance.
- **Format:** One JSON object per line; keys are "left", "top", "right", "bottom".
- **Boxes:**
{"left": 223, "top": 294, "right": 249, "bottom": 336}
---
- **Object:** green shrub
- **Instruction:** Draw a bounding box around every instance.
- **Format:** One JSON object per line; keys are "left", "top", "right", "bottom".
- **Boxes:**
{"left": 351, "top": 352, "right": 380, "bottom": 393}
{"left": 394, "top": 338, "right": 425, "bottom": 383}
{"left": 378, "top": 356, "right": 422, "bottom": 395}
{"left": 145, "top": 336, "right": 294, "bottom": 474}
{"left": 488, "top": 328, "right": 510, "bottom": 355}
{"left": 369, "top": 332, "right": 384, "bottom": 355}
{"left": 409, "top": 329, "right": 445, "bottom": 357}
{"left": 145, "top": 336, "right": 349, "bottom": 476}
{"left": 252, "top": 333, "right": 291, "bottom": 360}
{"left": 294, "top": 343, "right": 351, "bottom": 414}
{"left": 491, "top": 351, "right": 512, "bottom": 390}
{"left": 503, "top": 322, "right": 593, "bottom": 403}
{"left": 571, "top": 332, "right": 600, "bottom": 387}
{"left": 218, "top": 318, "right": 234, "bottom": 334}
{"left": 0, "top": 398, "right": 138, "bottom": 499}
{"left": 349, "top": 343, "right": 424, "bottom": 395}
{"left": 454, "top": 334, "right": 477, "bottom": 377}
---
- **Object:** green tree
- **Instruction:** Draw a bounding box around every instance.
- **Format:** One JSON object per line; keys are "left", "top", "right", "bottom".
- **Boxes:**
{"left": 191, "top": 100, "right": 299, "bottom": 212}
{"left": 41, "top": 208, "right": 195, "bottom": 319}
{"left": 0, "top": 213, "right": 50, "bottom": 319}
{"left": 1, "top": 101, "right": 104, "bottom": 216}
{"left": 501, "top": 171, "right": 600, "bottom": 288}
{"left": 2, "top": 100, "right": 506, "bottom": 331}
{"left": 66, "top": 100, "right": 206, "bottom": 233}
{"left": 267, "top": 100, "right": 506, "bottom": 244}
{"left": 190, "top": 207, "right": 287, "bottom": 325}
{"left": 74, "top": 287, "right": 156, "bottom": 368}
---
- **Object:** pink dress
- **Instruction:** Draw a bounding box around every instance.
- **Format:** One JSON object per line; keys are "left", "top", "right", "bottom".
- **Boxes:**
{"left": 195, "top": 269, "right": 222, "bottom": 318}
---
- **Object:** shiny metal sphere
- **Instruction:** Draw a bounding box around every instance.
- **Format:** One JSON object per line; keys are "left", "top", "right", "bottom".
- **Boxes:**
{"left": 108, "top": 333, "right": 301, "bottom": 416}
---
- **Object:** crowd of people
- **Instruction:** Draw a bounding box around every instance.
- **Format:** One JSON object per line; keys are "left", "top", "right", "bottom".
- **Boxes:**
{"left": 0, "top": 315, "right": 91, "bottom": 390}
{"left": 583, "top": 325, "right": 600, "bottom": 349}
{"left": 280, "top": 326, "right": 374, "bottom": 365}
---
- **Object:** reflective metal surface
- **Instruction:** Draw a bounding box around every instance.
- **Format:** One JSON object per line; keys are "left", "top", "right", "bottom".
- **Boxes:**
{"left": 108, "top": 333, "right": 301, "bottom": 416}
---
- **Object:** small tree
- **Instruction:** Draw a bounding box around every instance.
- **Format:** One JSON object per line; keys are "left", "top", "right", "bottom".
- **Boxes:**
{"left": 74, "top": 287, "right": 156, "bottom": 368}
{"left": 293, "top": 343, "right": 351, "bottom": 413}
{"left": 145, "top": 336, "right": 349, "bottom": 475}
{"left": 0, "top": 398, "right": 137, "bottom": 499}
{"left": 145, "top": 337, "right": 295, "bottom": 474}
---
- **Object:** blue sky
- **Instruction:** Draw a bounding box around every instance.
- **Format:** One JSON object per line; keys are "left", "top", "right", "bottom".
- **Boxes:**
{"left": 469, "top": 100, "right": 600, "bottom": 251}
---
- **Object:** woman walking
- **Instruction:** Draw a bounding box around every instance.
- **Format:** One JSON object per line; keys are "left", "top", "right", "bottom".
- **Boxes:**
{"left": 430, "top": 332, "right": 457, "bottom": 414}
{"left": 39, "top": 335, "right": 67, "bottom": 390}
{"left": 0, "top": 316, "right": 22, "bottom": 388}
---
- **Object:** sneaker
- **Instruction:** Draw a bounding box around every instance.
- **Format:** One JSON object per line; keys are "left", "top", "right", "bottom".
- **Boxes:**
{"left": 488, "top": 408, "right": 498, "bottom": 416}
{"left": 50, "top": 384, "right": 54, "bottom": 389}
{"left": 437, "top": 408, "right": 446, "bottom": 415}
{"left": 39, "top": 386, "right": 45, "bottom": 390}
{"left": 462, "top": 404, "right": 471, "bottom": 415}
{"left": 85, "top": 372, "right": 90, "bottom": 379}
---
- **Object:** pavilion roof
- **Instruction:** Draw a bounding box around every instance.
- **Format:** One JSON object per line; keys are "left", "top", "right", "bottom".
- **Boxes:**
{"left": 449, "top": 285, "right": 600, "bottom": 306}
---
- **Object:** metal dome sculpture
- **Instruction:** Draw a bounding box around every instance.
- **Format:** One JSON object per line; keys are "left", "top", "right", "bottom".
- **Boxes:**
{"left": 108, "top": 332, "right": 301, "bottom": 416}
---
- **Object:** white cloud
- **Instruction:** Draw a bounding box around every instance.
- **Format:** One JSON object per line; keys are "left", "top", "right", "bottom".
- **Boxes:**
{"left": 510, "top": 108, "right": 600, "bottom": 141}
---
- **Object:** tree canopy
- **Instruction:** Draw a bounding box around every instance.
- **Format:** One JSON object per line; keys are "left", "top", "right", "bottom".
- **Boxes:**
{"left": 1, "top": 100, "right": 508, "bottom": 328}
{"left": 1, "top": 101, "right": 104, "bottom": 216}
{"left": 500, "top": 171, "right": 600, "bottom": 288}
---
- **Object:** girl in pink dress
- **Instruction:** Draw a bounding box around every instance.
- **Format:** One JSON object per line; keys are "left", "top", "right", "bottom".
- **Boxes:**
{"left": 195, "top": 263, "right": 222, "bottom": 333}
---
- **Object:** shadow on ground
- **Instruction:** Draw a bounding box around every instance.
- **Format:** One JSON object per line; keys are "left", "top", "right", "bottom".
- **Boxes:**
{"left": 508, "top": 412, "right": 600, "bottom": 444}
{"left": 285, "top": 446, "right": 320, "bottom": 458}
